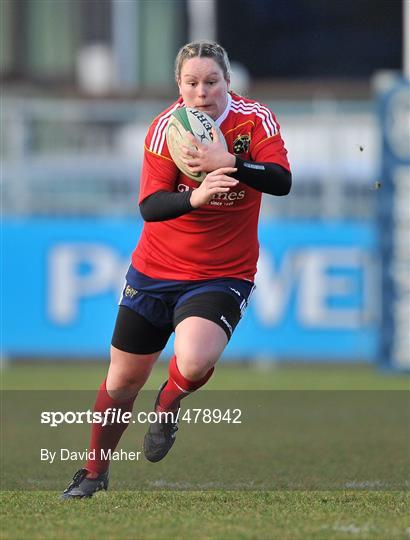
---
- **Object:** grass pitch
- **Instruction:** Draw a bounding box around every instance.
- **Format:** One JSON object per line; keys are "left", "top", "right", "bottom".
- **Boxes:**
{"left": 1, "top": 361, "right": 409, "bottom": 539}
{"left": 2, "top": 491, "right": 409, "bottom": 540}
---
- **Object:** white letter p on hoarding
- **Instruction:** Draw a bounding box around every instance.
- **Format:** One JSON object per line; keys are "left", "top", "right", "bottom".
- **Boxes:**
{"left": 48, "top": 243, "right": 118, "bottom": 325}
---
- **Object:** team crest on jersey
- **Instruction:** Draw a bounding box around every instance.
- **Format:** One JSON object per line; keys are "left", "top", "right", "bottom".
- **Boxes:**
{"left": 233, "top": 133, "right": 251, "bottom": 154}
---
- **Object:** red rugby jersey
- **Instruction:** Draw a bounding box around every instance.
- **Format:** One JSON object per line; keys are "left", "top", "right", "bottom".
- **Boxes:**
{"left": 132, "top": 92, "right": 290, "bottom": 281}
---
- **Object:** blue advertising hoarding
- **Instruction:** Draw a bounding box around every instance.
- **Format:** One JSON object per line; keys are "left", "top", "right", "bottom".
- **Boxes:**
{"left": 2, "top": 218, "right": 378, "bottom": 361}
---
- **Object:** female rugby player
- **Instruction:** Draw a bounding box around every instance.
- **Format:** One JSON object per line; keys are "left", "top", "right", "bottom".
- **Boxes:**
{"left": 62, "top": 41, "right": 291, "bottom": 498}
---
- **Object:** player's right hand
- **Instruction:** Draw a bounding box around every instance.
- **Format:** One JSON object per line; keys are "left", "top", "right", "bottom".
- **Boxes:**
{"left": 181, "top": 129, "right": 235, "bottom": 174}
{"left": 189, "top": 167, "right": 238, "bottom": 208}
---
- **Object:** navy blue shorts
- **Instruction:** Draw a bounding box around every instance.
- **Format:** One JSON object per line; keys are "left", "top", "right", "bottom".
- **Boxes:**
{"left": 111, "top": 266, "right": 255, "bottom": 354}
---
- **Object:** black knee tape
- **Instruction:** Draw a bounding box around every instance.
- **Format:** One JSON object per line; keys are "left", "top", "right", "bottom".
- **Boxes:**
{"left": 173, "top": 292, "right": 241, "bottom": 340}
{"left": 111, "top": 306, "right": 172, "bottom": 354}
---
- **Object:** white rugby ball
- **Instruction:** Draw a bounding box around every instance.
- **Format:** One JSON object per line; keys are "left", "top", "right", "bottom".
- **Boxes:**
{"left": 166, "top": 107, "right": 227, "bottom": 182}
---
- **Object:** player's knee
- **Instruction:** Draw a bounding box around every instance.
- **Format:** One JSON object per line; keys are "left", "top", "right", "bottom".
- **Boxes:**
{"left": 120, "top": 372, "right": 147, "bottom": 390}
{"left": 106, "top": 369, "right": 150, "bottom": 399}
{"left": 176, "top": 354, "right": 216, "bottom": 381}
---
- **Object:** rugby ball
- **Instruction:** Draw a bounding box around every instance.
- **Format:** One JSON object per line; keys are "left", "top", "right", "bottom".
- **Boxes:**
{"left": 166, "top": 107, "right": 227, "bottom": 182}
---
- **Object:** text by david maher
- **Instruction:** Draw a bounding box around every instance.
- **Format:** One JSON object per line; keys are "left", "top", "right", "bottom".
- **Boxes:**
{"left": 41, "top": 448, "right": 141, "bottom": 464}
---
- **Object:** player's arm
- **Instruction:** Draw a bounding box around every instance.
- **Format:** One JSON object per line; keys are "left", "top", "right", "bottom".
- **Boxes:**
{"left": 139, "top": 189, "right": 194, "bottom": 222}
{"left": 232, "top": 157, "right": 292, "bottom": 196}
{"left": 140, "top": 167, "right": 238, "bottom": 222}
{"left": 180, "top": 149, "right": 292, "bottom": 197}
{"left": 140, "top": 126, "right": 195, "bottom": 221}
{"left": 236, "top": 109, "right": 292, "bottom": 196}
{"left": 181, "top": 128, "right": 291, "bottom": 196}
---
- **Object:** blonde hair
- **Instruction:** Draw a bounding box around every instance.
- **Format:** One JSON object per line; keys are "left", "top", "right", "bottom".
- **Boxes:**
{"left": 175, "top": 41, "right": 231, "bottom": 83}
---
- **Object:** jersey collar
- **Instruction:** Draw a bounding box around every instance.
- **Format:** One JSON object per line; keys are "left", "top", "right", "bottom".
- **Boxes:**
{"left": 215, "top": 93, "right": 232, "bottom": 127}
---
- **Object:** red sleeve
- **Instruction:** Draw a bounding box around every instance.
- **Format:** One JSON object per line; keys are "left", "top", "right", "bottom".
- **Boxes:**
{"left": 250, "top": 110, "right": 291, "bottom": 172}
{"left": 138, "top": 122, "right": 179, "bottom": 203}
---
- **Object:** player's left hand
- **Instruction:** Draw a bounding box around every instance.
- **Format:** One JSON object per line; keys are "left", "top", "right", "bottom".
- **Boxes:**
{"left": 180, "top": 128, "right": 235, "bottom": 173}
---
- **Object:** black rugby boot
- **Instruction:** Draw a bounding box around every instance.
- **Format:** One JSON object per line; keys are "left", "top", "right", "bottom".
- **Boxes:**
{"left": 143, "top": 382, "right": 180, "bottom": 463}
{"left": 61, "top": 468, "right": 109, "bottom": 499}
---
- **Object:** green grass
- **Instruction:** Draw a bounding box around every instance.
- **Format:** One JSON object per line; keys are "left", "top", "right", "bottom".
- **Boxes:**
{"left": 1, "top": 362, "right": 409, "bottom": 539}
{"left": 1, "top": 491, "right": 409, "bottom": 540}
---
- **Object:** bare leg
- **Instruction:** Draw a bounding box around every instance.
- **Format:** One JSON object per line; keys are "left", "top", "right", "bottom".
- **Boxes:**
{"left": 174, "top": 316, "right": 228, "bottom": 380}
{"left": 106, "top": 345, "right": 162, "bottom": 399}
